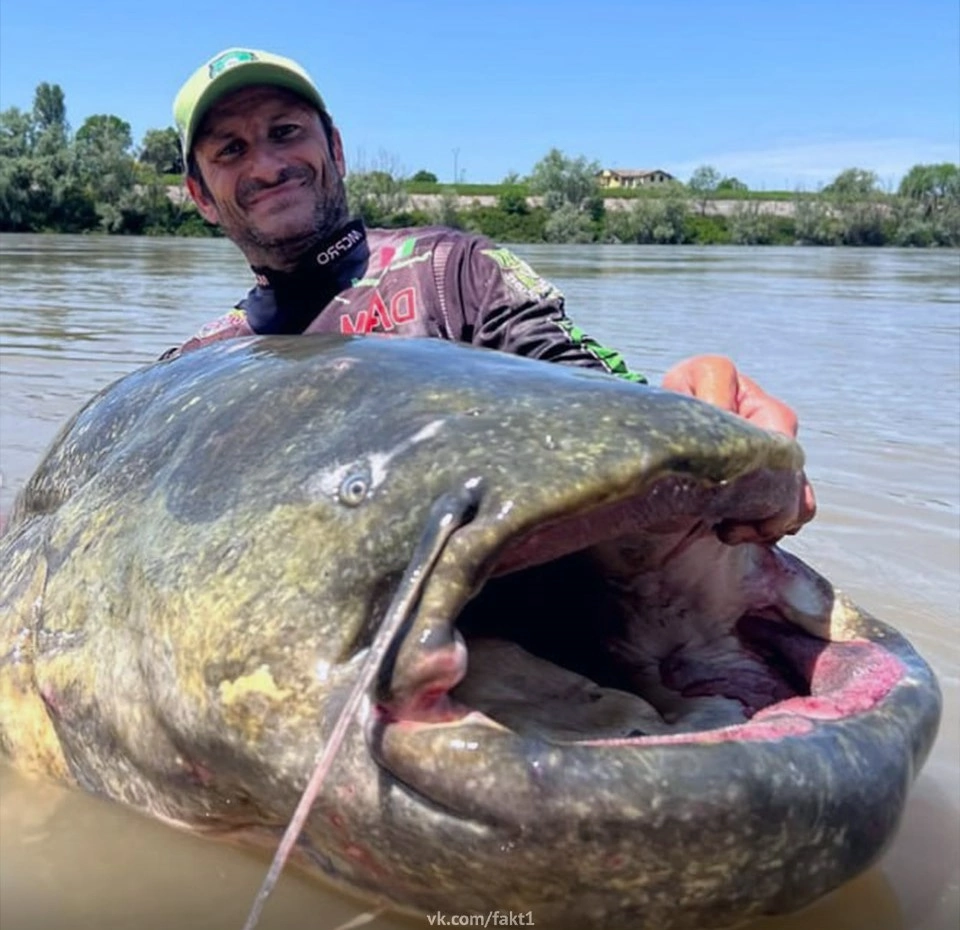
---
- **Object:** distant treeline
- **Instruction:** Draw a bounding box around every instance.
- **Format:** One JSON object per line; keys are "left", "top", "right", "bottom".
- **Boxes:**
{"left": 1, "top": 82, "right": 958, "bottom": 247}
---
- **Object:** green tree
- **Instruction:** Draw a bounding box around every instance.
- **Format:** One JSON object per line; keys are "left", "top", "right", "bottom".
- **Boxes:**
{"left": 75, "top": 114, "right": 133, "bottom": 154}
{"left": 139, "top": 127, "right": 183, "bottom": 175}
{"left": 823, "top": 168, "right": 878, "bottom": 201}
{"left": 605, "top": 189, "right": 689, "bottom": 244}
{"left": 0, "top": 158, "right": 42, "bottom": 230}
{"left": 898, "top": 163, "right": 960, "bottom": 216}
{"left": 793, "top": 195, "right": 840, "bottom": 245}
{"left": 717, "top": 176, "right": 748, "bottom": 193}
{"left": 820, "top": 169, "right": 888, "bottom": 245}
{"left": 0, "top": 84, "right": 98, "bottom": 233}
{"left": 528, "top": 148, "right": 601, "bottom": 213}
{"left": 32, "top": 82, "right": 66, "bottom": 133}
{"left": 890, "top": 197, "right": 936, "bottom": 247}
{"left": 688, "top": 165, "right": 721, "bottom": 215}
{"left": 346, "top": 169, "right": 409, "bottom": 226}
{"left": 544, "top": 203, "right": 596, "bottom": 243}
{"left": 345, "top": 151, "right": 410, "bottom": 225}
{"left": 411, "top": 169, "right": 438, "bottom": 183}
{"left": 0, "top": 154, "right": 96, "bottom": 233}
{"left": 0, "top": 107, "right": 34, "bottom": 159}
{"left": 31, "top": 82, "right": 68, "bottom": 156}
{"left": 728, "top": 201, "right": 777, "bottom": 244}
{"left": 497, "top": 184, "right": 529, "bottom": 216}
{"left": 840, "top": 201, "right": 888, "bottom": 245}
{"left": 462, "top": 203, "right": 547, "bottom": 243}
{"left": 74, "top": 114, "right": 137, "bottom": 226}
{"left": 428, "top": 189, "right": 462, "bottom": 228}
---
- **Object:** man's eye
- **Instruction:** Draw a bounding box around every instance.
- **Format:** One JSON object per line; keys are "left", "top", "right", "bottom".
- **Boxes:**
{"left": 270, "top": 124, "right": 300, "bottom": 140}
{"left": 217, "top": 140, "right": 244, "bottom": 158}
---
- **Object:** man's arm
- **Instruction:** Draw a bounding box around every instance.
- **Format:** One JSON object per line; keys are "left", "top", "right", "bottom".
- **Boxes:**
{"left": 444, "top": 236, "right": 646, "bottom": 383}
{"left": 158, "top": 308, "right": 255, "bottom": 360}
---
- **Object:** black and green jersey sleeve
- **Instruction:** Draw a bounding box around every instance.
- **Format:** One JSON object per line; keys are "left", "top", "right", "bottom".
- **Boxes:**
{"left": 444, "top": 236, "right": 647, "bottom": 383}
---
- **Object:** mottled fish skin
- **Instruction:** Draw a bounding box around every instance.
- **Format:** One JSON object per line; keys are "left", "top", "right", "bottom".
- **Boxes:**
{"left": 0, "top": 335, "right": 941, "bottom": 930}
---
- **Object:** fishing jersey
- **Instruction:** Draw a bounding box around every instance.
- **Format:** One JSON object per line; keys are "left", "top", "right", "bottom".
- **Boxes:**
{"left": 166, "top": 219, "right": 646, "bottom": 383}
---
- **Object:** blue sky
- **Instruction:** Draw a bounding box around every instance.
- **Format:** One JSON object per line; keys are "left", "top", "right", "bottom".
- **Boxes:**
{"left": 1, "top": 0, "right": 957, "bottom": 189}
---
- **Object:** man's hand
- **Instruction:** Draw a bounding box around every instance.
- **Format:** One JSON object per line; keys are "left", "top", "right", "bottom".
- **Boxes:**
{"left": 662, "top": 354, "right": 816, "bottom": 543}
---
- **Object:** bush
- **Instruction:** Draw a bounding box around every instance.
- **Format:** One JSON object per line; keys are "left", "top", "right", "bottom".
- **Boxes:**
{"left": 544, "top": 203, "right": 598, "bottom": 243}
{"left": 429, "top": 190, "right": 463, "bottom": 229}
{"left": 794, "top": 198, "right": 841, "bottom": 245}
{"left": 894, "top": 218, "right": 935, "bottom": 247}
{"left": 345, "top": 170, "right": 409, "bottom": 226}
{"left": 728, "top": 202, "right": 777, "bottom": 245}
{"left": 497, "top": 185, "right": 529, "bottom": 216}
{"left": 684, "top": 214, "right": 729, "bottom": 244}
{"left": 461, "top": 205, "right": 547, "bottom": 243}
{"left": 836, "top": 202, "right": 888, "bottom": 246}
{"left": 604, "top": 193, "right": 690, "bottom": 244}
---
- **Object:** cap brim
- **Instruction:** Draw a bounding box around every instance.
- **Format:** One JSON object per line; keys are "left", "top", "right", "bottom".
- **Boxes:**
{"left": 185, "top": 63, "right": 325, "bottom": 155}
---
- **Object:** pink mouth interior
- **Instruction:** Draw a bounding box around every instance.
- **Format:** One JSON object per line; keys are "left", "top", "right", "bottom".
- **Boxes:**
{"left": 377, "top": 477, "right": 906, "bottom": 746}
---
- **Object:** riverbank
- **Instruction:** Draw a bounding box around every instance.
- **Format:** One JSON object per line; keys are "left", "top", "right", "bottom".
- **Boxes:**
{"left": 403, "top": 193, "right": 800, "bottom": 216}
{"left": 161, "top": 184, "right": 797, "bottom": 216}
{"left": 152, "top": 185, "right": 955, "bottom": 248}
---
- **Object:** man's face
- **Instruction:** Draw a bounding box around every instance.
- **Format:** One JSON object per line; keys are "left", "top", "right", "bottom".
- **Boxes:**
{"left": 187, "top": 85, "right": 349, "bottom": 269}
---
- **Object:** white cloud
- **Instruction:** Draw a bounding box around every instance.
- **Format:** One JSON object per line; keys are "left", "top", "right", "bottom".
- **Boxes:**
{"left": 671, "top": 138, "right": 960, "bottom": 190}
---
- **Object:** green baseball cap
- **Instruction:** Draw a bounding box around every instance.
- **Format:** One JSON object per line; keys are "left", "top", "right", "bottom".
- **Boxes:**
{"left": 173, "top": 48, "right": 327, "bottom": 160}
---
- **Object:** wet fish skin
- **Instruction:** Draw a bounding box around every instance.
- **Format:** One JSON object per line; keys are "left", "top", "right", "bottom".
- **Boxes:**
{"left": 0, "top": 334, "right": 941, "bottom": 929}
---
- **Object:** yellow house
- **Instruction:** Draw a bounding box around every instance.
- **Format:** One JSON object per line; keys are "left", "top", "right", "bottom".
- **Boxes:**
{"left": 597, "top": 168, "right": 675, "bottom": 189}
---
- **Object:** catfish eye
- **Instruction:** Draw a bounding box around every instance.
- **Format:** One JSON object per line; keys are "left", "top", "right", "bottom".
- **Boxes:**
{"left": 339, "top": 471, "right": 370, "bottom": 506}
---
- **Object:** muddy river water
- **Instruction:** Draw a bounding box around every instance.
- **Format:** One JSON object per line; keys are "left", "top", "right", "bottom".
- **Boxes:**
{"left": 0, "top": 236, "right": 957, "bottom": 929}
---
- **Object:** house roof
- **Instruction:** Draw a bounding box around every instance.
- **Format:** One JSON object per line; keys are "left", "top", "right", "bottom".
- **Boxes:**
{"left": 599, "top": 168, "right": 673, "bottom": 177}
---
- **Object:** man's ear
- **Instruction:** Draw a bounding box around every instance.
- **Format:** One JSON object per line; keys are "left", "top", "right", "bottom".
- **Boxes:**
{"left": 329, "top": 127, "right": 346, "bottom": 179}
{"left": 186, "top": 174, "right": 220, "bottom": 225}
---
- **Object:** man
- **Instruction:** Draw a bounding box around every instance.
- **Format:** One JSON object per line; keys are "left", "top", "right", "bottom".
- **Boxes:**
{"left": 170, "top": 48, "right": 814, "bottom": 542}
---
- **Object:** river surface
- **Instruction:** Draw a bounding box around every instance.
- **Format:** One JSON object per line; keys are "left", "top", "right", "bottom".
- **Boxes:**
{"left": 0, "top": 234, "right": 957, "bottom": 930}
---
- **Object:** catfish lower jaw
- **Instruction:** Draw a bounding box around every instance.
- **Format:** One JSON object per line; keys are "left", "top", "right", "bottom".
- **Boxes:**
{"left": 369, "top": 551, "right": 912, "bottom": 839}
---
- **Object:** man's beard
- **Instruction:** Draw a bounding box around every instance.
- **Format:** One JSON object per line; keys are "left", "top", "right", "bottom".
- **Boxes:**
{"left": 224, "top": 166, "right": 351, "bottom": 269}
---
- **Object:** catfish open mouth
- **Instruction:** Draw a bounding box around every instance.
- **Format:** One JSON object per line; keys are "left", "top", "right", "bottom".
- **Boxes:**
{"left": 378, "top": 469, "right": 907, "bottom": 748}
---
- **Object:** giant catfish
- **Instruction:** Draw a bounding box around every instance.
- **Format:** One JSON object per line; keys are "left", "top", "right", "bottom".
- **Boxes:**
{"left": 0, "top": 335, "right": 942, "bottom": 929}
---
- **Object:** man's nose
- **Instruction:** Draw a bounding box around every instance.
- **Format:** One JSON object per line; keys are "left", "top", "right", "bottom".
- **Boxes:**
{"left": 246, "top": 141, "right": 287, "bottom": 181}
